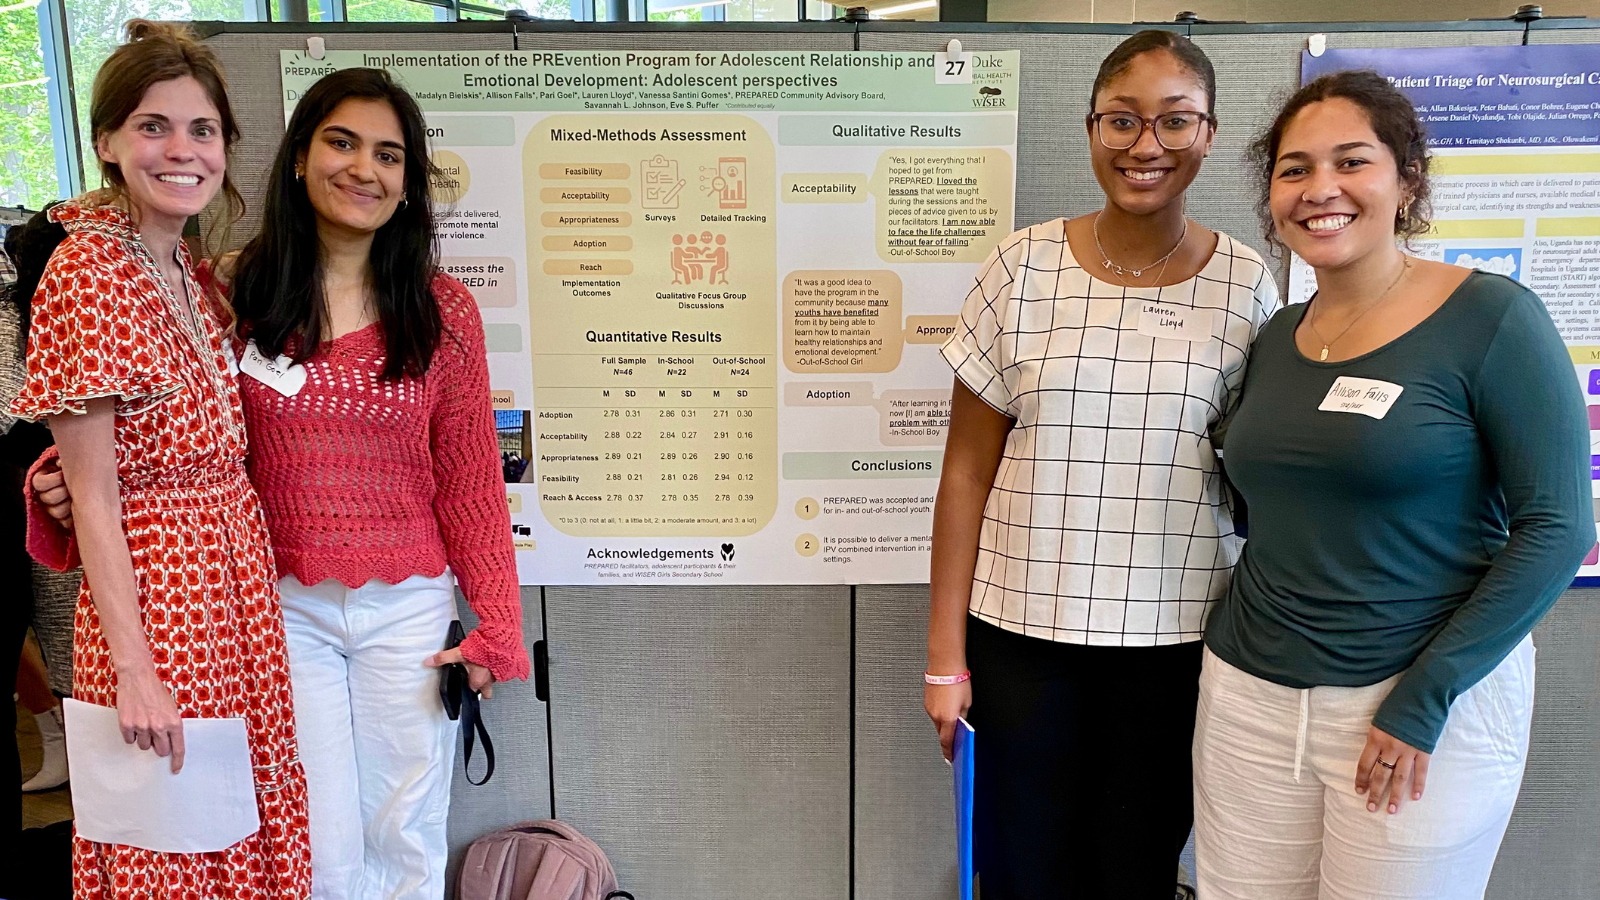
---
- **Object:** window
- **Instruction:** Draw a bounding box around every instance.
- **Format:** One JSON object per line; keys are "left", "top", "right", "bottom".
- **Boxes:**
{"left": 724, "top": 0, "right": 834, "bottom": 20}
{"left": 0, "top": 0, "right": 60, "bottom": 206}
{"left": 273, "top": 0, "right": 332, "bottom": 21}
{"left": 347, "top": 0, "right": 445, "bottom": 21}
{"left": 464, "top": 0, "right": 574, "bottom": 18}
{"left": 648, "top": 0, "right": 716, "bottom": 20}
{"left": 650, "top": 0, "right": 833, "bottom": 20}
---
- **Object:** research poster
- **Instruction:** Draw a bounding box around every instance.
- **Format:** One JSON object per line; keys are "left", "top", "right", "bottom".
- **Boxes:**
{"left": 1296, "top": 45, "right": 1600, "bottom": 584}
{"left": 281, "top": 49, "right": 1020, "bottom": 583}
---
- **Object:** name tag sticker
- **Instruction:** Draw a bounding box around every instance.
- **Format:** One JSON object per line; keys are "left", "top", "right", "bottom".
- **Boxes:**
{"left": 1318, "top": 376, "right": 1403, "bottom": 420}
{"left": 221, "top": 341, "right": 240, "bottom": 378}
{"left": 239, "top": 340, "right": 307, "bottom": 397}
{"left": 1137, "top": 302, "right": 1215, "bottom": 343}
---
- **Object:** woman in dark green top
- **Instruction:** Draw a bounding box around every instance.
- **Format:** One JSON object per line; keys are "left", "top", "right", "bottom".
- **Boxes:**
{"left": 1193, "top": 72, "right": 1593, "bottom": 900}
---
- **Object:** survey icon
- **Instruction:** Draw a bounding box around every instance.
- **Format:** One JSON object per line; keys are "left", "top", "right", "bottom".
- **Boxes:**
{"left": 641, "top": 155, "right": 686, "bottom": 209}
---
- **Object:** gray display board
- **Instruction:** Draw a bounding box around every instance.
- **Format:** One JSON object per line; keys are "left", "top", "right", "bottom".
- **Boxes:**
{"left": 199, "top": 18, "right": 1600, "bottom": 900}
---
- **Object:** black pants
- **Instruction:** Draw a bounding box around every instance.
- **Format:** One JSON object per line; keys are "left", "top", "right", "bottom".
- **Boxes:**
{"left": 966, "top": 616, "right": 1203, "bottom": 900}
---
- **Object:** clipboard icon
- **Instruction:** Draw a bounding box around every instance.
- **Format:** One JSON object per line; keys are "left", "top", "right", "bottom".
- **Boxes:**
{"left": 641, "top": 154, "right": 685, "bottom": 209}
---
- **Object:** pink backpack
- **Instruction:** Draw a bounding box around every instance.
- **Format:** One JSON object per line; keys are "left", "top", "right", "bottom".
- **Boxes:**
{"left": 457, "top": 820, "right": 634, "bottom": 900}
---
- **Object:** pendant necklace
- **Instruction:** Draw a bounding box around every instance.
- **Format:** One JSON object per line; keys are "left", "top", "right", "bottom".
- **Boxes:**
{"left": 1093, "top": 210, "right": 1188, "bottom": 281}
{"left": 1307, "top": 257, "right": 1410, "bottom": 361}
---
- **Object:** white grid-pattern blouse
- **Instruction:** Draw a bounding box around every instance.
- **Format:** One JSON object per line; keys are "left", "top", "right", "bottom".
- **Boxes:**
{"left": 941, "top": 219, "right": 1280, "bottom": 646}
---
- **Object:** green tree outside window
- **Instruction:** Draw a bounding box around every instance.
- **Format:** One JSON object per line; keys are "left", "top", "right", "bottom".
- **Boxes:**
{"left": 1, "top": 0, "right": 60, "bottom": 207}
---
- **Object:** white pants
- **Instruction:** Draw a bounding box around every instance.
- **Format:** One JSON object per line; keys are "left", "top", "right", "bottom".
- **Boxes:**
{"left": 280, "top": 571, "right": 459, "bottom": 900}
{"left": 1193, "top": 637, "right": 1535, "bottom": 900}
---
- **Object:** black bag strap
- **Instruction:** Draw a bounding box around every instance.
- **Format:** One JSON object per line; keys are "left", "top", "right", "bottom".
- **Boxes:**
{"left": 459, "top": 683, "right": 496, "bottom": 786}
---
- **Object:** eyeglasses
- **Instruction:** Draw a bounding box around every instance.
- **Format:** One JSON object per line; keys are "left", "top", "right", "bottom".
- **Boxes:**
{"left": 1090, "top": 110, "right": 1214, "bottom": 151}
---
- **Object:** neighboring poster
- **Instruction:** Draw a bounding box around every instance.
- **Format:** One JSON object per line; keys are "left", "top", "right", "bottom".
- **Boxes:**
{"left": 1296, "top": 45, "right": 1600, "bottom": 584}
{"left": 281, "top": 49, "right": 1019, "bottom": 584}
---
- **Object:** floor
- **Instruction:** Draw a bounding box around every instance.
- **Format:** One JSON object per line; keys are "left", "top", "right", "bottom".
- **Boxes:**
{"left": 17, "top": 702, "right": 73, "bottom": 829}
{"left": 14, "top": 701, "right": 1197, "bottom": 893}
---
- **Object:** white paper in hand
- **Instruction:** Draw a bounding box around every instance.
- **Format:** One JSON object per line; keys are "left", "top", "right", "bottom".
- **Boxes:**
{"left": 63, "top": 698, "right": 260, "bottom": 853}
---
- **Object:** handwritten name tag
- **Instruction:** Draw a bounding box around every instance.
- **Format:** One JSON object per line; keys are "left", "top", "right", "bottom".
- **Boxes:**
{"left": 1317, "top": 376, "right": 1403, "bottom": 420}
{"left": 239, "top": 340, "right": 307, "bottom": 397}
{"left": 1137, "top": 302, "right": 1215, "bottom": 343}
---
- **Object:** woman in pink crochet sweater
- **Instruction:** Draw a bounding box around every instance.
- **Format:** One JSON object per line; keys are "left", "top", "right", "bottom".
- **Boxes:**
{"left": 33, "top": 68, "right": 527, "bottom": 900}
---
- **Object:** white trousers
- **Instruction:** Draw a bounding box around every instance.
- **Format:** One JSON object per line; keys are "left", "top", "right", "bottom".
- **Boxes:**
{"left": 279, "top": 571, "right": 459, "bottom": 900}
{"left": 1193, "top": 638, "right": 1534, "bottom": 900}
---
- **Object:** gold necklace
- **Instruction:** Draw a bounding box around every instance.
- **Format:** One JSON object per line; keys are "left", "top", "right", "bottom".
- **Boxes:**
{"left": 1093, "top": 210, "right": 1188, "bottom": 282}
{"left": 1307, "top": 258, "right": 1410, "bottom": 361}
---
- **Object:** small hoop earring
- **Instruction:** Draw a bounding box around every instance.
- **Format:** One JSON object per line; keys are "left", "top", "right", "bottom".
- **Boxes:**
{"left": 1397, "top": 201, "right": 1411, "bottom": 221}
{"left": 399, "top": 197, "right": 408, "bottom": 211}
{"left": 295, "top": 170, "right": 304, "bottom": 181}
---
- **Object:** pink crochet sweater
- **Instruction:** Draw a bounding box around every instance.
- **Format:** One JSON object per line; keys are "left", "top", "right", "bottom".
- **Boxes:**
{"left": 28, "top": 272, "right": 528, "bottom": 682}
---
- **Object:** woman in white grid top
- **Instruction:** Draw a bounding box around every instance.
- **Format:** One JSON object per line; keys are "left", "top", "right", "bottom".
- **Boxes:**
{"left": 924, "top": 31, "right": 1279, "bottom": 900}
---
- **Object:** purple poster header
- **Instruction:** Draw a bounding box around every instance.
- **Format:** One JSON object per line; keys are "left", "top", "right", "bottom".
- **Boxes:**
{"left": 1301, "top": 45, "right": 1600, "bottom": 148}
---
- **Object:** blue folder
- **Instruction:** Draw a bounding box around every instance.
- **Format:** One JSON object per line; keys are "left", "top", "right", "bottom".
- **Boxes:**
{"left": 953, "top": 717, "right": 975, "bottom": 900}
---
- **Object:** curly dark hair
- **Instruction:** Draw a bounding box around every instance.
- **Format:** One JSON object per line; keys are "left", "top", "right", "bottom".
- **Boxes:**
{"left": 1248, "top": 69, "right": 1432, "bottom": 256}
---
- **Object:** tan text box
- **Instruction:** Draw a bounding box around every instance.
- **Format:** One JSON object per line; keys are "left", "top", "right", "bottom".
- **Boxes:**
{"left": 869, "top": 149, "right": 1015, "bottom": 265}
{"left": 784, "top": 269, "right": 904, "bottom": 374}
{"left": 541, "top": 211, "right": 633, "bottom": 228}
{"left": 540, "top": 186, "right": 631, "bottom": 204}
{"left": 875, "top": 389, "right": 950, "bottom": 447}
{"left": 542, "top": 259, "right": 635, "bottom": 276}
{"left": 490, "top": 390, "right": 516, "bottom": 409}
{"left": 442, "top": 256, "right": 517, "bottom": 308}
{"left": 542, "top": 235, "right": 634, "bottom": 252}
{"left": 783, "top": 382, "right": 875, "bottom": 406}
{"left": 538, "top": 163, "right": 632, "bottom": 180}
{"left": 782, "top": 173, "right": 868, "bottom": 203}
{"left": 905, "top": 315, "right": 958, "bottom": 344}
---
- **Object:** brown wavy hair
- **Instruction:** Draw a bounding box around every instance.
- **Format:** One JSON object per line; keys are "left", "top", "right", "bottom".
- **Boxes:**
{"left": 1249, "top": 69, "right": 1432, "bottom": 256}
{"left": 88, "top": 19, "right": 244, "bottom": 252}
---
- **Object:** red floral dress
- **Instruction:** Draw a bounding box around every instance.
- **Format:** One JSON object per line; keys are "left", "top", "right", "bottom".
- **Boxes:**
{"left": 8, "top": 201, "right": 312, "bottom": 899}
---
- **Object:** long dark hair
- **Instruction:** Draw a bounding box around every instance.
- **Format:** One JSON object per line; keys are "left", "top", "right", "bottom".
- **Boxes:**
{"left": 3, "top": 205, "right": 67, "bottom": 355}
{"left": 231, "top": 67, "right": 443, "bottom": 380}
{"left": 1249, "top": 70, "right": 1432, "bottom": 255}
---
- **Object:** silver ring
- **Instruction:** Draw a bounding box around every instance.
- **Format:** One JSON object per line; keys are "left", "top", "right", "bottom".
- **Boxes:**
{"left": 1376, "top": 756, "right": 1396, "bottom": 770}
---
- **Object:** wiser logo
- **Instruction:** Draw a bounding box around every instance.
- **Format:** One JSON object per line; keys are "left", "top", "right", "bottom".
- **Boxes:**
{"left": 1448, "top": 248, "right": 1521, "bottom": 282}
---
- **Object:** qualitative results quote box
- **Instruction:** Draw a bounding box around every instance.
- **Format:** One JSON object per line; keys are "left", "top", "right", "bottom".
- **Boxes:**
{"left": 785, "top": 270, "right": 904, "bottom": 373}
{"left": 869, "top": 148, "right": 1014, "bottom": 265}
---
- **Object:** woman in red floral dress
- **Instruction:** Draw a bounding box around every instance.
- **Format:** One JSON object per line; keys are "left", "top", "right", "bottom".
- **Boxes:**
{"left": 8, "top": 22, "right": 311, "bottom": 899}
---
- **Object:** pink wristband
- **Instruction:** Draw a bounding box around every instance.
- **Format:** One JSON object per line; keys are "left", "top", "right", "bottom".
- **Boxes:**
{"left": 923, "top": 670, "right": 971, "bottom": 686}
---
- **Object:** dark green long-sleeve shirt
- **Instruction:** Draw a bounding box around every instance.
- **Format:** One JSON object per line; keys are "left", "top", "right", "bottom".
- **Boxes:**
{"left": 1206, "top": 271, "right": 1594, "bottom": 753}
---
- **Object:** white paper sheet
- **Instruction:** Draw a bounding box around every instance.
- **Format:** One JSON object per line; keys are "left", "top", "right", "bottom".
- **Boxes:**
{"left": 62, "top": 698, "right": 260, "bottom": 853}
